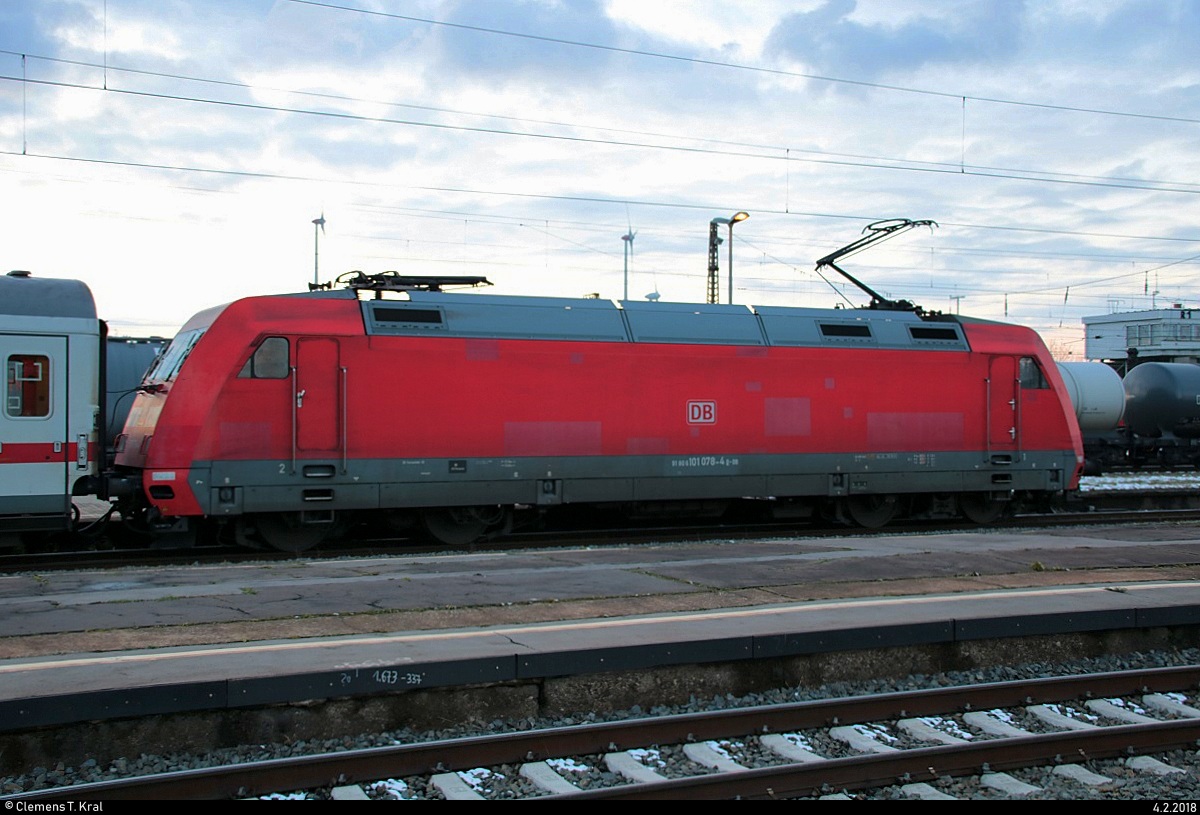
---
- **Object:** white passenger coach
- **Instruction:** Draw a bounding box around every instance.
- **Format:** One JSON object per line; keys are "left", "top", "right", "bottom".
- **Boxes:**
{"left": 0, "top": 270, "right": 102, "bottom": 541}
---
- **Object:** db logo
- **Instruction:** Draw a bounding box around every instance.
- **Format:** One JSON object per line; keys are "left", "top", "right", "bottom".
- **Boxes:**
{"left": 687, "top": 400, "right": 717, "bottom": 424}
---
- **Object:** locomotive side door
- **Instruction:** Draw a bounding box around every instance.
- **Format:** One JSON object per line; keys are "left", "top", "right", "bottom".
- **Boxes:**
{"left": 294, "top": 337, "right": 343, "bottom": 455}
{"left": 0, "top": 334, "right": 70, "bottom": 526}
{"left": 986, "top": 355, "right": 1020, "bottom": 458}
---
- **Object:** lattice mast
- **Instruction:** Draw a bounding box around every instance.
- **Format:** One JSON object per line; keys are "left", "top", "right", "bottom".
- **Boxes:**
{"left": 706, "top": 221, "right": 721, "bottom": 305}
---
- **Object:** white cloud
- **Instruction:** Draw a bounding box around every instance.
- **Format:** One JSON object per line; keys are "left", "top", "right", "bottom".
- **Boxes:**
{"left": 53, "top": 7, "right": 185, "bottom": 61}
{"left": 0, "top": 0, "right": 1197, "bottom": 356}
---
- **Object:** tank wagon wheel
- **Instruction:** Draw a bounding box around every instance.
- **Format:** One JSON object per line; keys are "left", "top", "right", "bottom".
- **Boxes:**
{"left": 420, "top": 506, "right": 505, "bottom": 546}
{"left": 958, "top": 493, "right": 1009, "bottom": 525}
{"left": 249, "top": 512, "right": 333, "bottom": 553}
{"left": 844, "top": 494, "right": 899, "bottom": 529}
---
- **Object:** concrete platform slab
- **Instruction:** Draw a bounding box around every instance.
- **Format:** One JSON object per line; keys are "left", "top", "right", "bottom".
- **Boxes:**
{"left": 0, "top": 523, "right": 1198, "bottom": 734}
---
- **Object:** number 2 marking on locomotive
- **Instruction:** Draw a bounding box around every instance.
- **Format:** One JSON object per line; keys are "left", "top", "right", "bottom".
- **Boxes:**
{"left": 279, "top": 463, "right": 286, "bottom": 474}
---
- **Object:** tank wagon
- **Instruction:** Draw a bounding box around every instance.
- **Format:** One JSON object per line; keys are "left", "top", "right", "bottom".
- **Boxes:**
{"left": 108, "top": 271, "right": 1084, "bottom": 551}
{"left": 1073, "top": 361, "right": 1200, "bottom": 473}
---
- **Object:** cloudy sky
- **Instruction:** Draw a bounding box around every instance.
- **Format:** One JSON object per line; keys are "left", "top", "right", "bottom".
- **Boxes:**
{"left": 1, "top": 0, "right": 1197, "bottom": 356}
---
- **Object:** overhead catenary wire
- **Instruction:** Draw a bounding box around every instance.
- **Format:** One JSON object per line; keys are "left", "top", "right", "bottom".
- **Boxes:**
{"left": 286, "top": 0, "right": 1200, "bottom": 126}
{"left": 1, "top": 6, "right": 1196, "bottom": 331}
{"left": 1, "top": 143, "right": 1194, "bottom": 314}
{"left": 2, "top": 54, "right": 1200, "bottom": 196}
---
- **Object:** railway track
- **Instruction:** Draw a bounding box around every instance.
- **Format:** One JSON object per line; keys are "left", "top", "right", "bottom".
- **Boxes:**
{"left": 6, "top": 501, "right": 1200, "bottom": 574}
{"left": 6, "top": 665, "right": 1199, "bottom": 800}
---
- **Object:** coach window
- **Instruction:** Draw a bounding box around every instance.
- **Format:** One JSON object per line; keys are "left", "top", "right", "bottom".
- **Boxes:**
{"left": 6, "top": 355, "right": 51, "bottom": 418}
{"left": 239, "top": 337, "right": 290, "bottom": 379}
{"left": 1019, "top": 357, "right": 1049, "bottom": 389}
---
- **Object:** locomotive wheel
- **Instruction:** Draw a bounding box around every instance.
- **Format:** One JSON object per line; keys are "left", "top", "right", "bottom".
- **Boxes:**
{"left": 844, "top": 494, "right": 898, "bottom": 529}
{"left": 252, "top": 512, "right": 332, "bottom": 553}
{"left": 959, "top": 494, "right": 1009, "bottom": 525}
{"left": 420, "top": 507, "right": 499, "bottom": 546}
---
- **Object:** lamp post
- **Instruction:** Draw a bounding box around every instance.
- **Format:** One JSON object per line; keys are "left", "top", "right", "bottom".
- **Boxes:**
{"left": 710, "top": 211, "right": 748, "bottom": 304}
{"left": 621, "top": 229, "right": 635, "bottom": 300}
{"left": 312, "top": 213, "right": 326, "bottom": 287}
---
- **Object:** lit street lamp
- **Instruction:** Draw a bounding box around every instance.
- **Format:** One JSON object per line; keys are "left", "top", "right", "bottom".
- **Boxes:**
{"left": 710, "top": 211, "right": 749, "bottom": 304}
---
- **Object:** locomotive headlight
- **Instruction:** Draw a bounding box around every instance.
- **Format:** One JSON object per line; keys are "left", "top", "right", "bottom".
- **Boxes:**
{"left": 219, "top": 487, "right": 235, "bottom": 503}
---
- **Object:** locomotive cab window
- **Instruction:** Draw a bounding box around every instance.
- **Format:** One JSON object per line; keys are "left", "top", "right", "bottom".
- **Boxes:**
{"left": 1019, "top": 357, "right": 1049, "bottom": 389}
{"left": 239, "top": 337, "right": 290, "bottom": 379}
{"left": 6, "top": 354, "right": 51, "bottom": 418}
{"left": 146, "top": 328, "right": 205, "bottom": 383}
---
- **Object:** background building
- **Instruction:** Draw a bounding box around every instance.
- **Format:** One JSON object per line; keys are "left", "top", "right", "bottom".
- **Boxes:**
{"left": 1083, "top": 306, "right": 1200, "bottom": 372}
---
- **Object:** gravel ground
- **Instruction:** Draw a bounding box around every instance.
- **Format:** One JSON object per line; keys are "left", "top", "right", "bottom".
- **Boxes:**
{"left": 3, "top": 647, "right": 1199, "bottom": 799}
{"left": 1079, "top": 471, "right": 1200, "bottom": 491}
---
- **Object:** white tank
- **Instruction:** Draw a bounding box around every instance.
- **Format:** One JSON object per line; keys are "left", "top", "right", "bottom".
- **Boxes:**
{"left": 1055, "top": 362, "right": 1125, "bottom": 432}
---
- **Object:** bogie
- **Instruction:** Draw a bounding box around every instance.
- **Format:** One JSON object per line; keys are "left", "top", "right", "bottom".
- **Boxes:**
{"left": 843, "top": 494, "right": 900, "bottom": 529}
{"left": 420, "top": 506, "right": 508, "bottom": 547}
{"left": 959, "top": 493, "right": 1010, "bottom": 525}
{"left": 236, "top": 512, "right": 338, "bottom": 553}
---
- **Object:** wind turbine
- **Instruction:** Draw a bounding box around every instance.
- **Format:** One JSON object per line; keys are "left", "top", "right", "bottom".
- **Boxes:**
{"left": 645, "top": 269, "right": 661, "bottom": 302}
{"left": 312, "top": 212, "right": 326, "bottom": 287}
{"left": 621, "top": 216, "right": 636, "bottom": 301}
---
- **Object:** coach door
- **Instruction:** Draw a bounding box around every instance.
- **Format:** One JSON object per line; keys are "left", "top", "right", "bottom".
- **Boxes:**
{"left": 986, "top": 355, "right": 1020, "bottom": 460}
{"left": 294, "top": 337, "right": 344, "bottom": 459}
{"left": 0, "top": 334, "right": 70, "bottom": 523}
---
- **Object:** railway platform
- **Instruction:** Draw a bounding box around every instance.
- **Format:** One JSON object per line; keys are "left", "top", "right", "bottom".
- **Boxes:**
{"left": 1, "top": 521, "right": 1198, "bottom": 734}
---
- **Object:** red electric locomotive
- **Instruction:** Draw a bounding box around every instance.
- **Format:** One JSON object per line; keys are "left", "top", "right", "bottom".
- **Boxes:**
{"left": 111, "top": 262, "right": 1084, "bottom": 551}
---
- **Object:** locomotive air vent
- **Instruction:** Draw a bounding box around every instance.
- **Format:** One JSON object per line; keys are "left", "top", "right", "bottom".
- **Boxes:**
{"left": 909, "top": 326, "right": 960, "bottom": 342}
{"left": 819, "top": 323, "right": 873, "bottom": 340}
{"left": 374, "top": 307, "right": 444, "bottom": 325}
{"left": 366, "top": 304, "right": 450, "bottom": 335}
{"left": 820, "top": 323, "right": 870, "bottom": 337}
